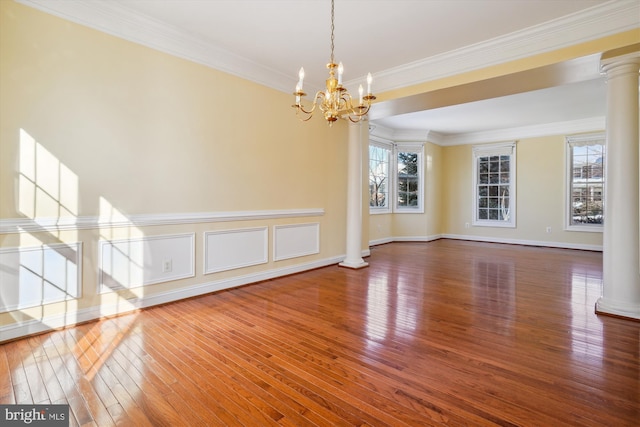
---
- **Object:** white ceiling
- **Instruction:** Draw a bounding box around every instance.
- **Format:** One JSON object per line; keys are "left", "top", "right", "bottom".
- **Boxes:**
{"left": 18, "top": 0, "right": 640, "bottom": 141}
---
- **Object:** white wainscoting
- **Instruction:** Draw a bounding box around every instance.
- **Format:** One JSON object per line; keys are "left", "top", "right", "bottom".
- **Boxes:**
{"left": 0, "top": 242, "right": 82, "bottom": 313}
{"left": 99, "top": 233, "right": 195, "bottom": 292}
{"left": 204, "top": 227, "right": 268, "bottom": 274}
{"left": 273, "top": 223, "right": 320, "bottom": 261}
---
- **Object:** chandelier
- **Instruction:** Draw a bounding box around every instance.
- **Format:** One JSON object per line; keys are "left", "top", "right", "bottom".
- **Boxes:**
{"left": 293, "top": 0, "right": 375, "bottom": 124}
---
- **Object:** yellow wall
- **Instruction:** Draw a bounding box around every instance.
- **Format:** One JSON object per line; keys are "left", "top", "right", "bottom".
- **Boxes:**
{"left": 368, "top": 141, "right": 443, "bottom": 243}
{"left": 441, "top": 136, "right": 603, "bottom": 248}
{"left": 0, "top": 1, "right": 619, "bottom": 337}
{"left": 372, "top": 135, "right": 603, "bottom": 249}
{"left": 0, "top": 2, "right": 349, "bottom": 333}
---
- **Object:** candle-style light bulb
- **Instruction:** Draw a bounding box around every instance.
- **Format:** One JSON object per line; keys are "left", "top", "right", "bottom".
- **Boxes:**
{"left": 358, "top": 84, "right": 364, "bottom": 105}
{"left": 295, "top": 83, "right": 301, "bottom": 105}
{"left": 338, "top": 62, "right": 344, "bottom": 85}
{"left": 366, "top": 73, "right": 372, "bottom": 94}
{"left": 298, "top": 67, "right": 305, "bottom": 90}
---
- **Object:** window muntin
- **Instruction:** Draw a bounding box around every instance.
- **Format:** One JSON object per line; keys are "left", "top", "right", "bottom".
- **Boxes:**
{"left": 368, "top": 142, "right": 423, "bottom": 214}
{"left": 397, "top": 151, "right": 419, "bottom": 208}
{"left": 369, "top": 143, "right": 391, "bottom": 211}
{"left": 395, "top": 145, "right": 423, "bottom": 212}
{"left": 472, "top": 142, "right": 516, "bottom": 227}
{"left": 566, "top": 134, "right": 605, "bottom": 231}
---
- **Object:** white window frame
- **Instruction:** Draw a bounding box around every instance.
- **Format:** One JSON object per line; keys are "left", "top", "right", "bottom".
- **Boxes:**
{"left": 395, "top": 143, "right": 424, "bottom": 213}
{"left": 368, "top": 139, "right": 392, "bottom": 214}
{"left": 565, "top": 133, "right": 605, "bottom": 233}
{"left": 472, "top": 142, "right": 516, "bottom": 228}
{"left": 368, "top": 140, "right": 424, "bottom": 214}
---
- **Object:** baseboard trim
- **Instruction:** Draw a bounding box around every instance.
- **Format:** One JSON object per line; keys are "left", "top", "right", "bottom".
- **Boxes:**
{"left": 441, "top": 234, "right": 603, "bottom": 251}
{"left": 0, "top": 254, "right": 343, "bottom": 343}
{"left": 369, "top": 235, "right": 442, "bottom": 247}
{"left": 369, "top": 234, "right": 602, "bottom": 252}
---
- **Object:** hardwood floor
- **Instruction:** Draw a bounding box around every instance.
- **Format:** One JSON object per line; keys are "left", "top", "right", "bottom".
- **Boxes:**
{"left": 1, "top": 240, "right": 638, "bottom": 426}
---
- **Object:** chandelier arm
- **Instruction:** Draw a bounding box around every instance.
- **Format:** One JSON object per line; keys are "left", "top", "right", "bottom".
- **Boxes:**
{"left": 296, "top": 109, "right": 315, "bottom": 121}
{"left": 297, "top": 101, "right": 316, "bottom": 115}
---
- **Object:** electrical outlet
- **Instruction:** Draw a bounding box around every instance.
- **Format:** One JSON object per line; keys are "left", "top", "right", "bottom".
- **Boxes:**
{"left": 465, "top": 222, "right": 470, "bottom": 229}
{"left": 162, "top": 259, "right": 173, "bottom": 273}
{"left": 546, "top": 227, "right": 552, "bottom": 234}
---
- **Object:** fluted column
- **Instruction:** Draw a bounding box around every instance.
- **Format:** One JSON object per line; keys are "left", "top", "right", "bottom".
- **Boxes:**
{"left": 340, "top": 120, "right": 368, "bottom": 269}
{"left": 596, "top": 51, "right": 640, "bottom": 320}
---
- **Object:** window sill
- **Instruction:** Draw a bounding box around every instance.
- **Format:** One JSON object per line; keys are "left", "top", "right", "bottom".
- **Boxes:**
{"left": 565, "top": 225, "right": 603, "bottom": 233}
{"left": 472, "top": 220, "right": 516, "bottom": 228}
{"left": 370, "top": 208, "right": 391, "bottom": 215}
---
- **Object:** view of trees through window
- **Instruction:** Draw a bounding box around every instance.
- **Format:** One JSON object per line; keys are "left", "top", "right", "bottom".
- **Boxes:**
{"left": 397, "top": 152, "right": 419, "bottom": 207}
{"left": 369, "top": 145, "right": 389, "bottom": 208}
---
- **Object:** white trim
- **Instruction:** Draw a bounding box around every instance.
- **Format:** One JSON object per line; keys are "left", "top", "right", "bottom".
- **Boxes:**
{"left": 98, "top": 233, "right": 196, "bottom": 292}
{"left": 368, "top": 142, "right": 392, "bottom": 214}
{"left": 373, "top": 118, "right": 606, "bottom": 148}
{"left": 441, "top": 234, "right": 602, "bottom": 251}
{"left": 564, "top": 133, "right": 605, "bottom": 232}
{"left": 273, "top": 223, "right": 320, "bottom": 261}
{"left": 391, "top": 235, "right": 442, "bottom": 243}
{"left": 596, "top": 297, "right": 640, "bottom": 320}
{"left": 395, "top": 143, "right": 425, "bottom": 213}
{"left": 0, "top": 208, "right": 325, "bottom": 234}
{"left": 369, "top": 237, "right": 394, "bottom": 247}
{"left": 0, "top": 242, "right": 83, "bottom": 313}
{"left": 351, "top": 1, "right": 639, "bottom": 93}
{"left": 204, "top": 227, "right": 269, "bottom": 274}
{"left": 0, "top": 253, "right": 345, "bottom": 343}
{"left": 472, "top": 142, "right": 517, "bottom": 228}
{"left": 14, "top": 1, "right": 638, "bottom": 94}
{"left": 13, "top": 0, "right": 294, "bottom": 93}
{"left": 369, "top": 234, "right": 602, "bottom": 251}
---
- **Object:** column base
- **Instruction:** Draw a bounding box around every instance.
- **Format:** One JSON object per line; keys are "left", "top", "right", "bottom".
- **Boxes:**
{"left": 595, "top": 297, "right": 640, "bottom": 321}
{"left": 339, "top": 259, "right": 369, "bottom": 269}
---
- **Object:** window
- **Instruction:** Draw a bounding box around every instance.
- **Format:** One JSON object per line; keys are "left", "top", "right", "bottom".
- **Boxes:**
{"left": 566, "top": 133, "right": 605, "bottom": 231}
{"left": 472, "top": 142, "right": 516, "bottom": 227}
{"left": 369, "top": 143, "right": 391, "bottom": 212}
{"left": 396, "top": 146, "right": 423, "bottom": 212}
{"left": 369, "top": 141, "right": 423, "bottom": 214}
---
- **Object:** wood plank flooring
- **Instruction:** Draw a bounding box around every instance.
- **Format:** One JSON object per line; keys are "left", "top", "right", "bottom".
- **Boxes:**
{"left": 1, "top": 240, "right": 638, "bottom": 426}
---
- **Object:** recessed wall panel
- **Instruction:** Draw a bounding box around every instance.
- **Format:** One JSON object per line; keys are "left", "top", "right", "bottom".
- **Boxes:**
{"left": 99, "top": 233, "right": 194, "bottom": 292}
{"left": 204, "top": 227, "right": 268, "bottom": 274}
{"left": 273, "top": 223, "right": 320, "bottom": 261}
{"left": 0, "top": 243, "right": 82, "bottom": 313}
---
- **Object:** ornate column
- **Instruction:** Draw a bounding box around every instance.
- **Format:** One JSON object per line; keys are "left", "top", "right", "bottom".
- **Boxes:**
{"left": 340, "top": 120, "right": 368, "bottom": 269}
{"left": 596, "top": 50, "right": 640, "bottom": 320}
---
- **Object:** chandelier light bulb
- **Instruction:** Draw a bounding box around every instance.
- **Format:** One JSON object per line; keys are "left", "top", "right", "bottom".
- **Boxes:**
{"left": 338, "top": 62, "right": 344, "bottom": 85}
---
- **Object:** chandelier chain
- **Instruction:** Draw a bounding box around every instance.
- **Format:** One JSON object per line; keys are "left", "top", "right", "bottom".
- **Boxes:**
{"left": 330, "top": 0, "right": 335, "bottom": 64}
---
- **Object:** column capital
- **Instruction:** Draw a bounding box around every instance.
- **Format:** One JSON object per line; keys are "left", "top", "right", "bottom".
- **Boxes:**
{"left": 600, "top": 49, "right": 640, "bottom": 77}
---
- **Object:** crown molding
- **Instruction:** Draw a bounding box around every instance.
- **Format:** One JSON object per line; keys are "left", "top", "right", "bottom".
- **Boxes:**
{"left": 364, "top": 1, "right": 640, "bottom": 93}
{"left": 14, "top": 0, "right": 294, "bottom": 93}
{"left": 370, "top": 117, "right": 605, "bottom": 146}
{"left": 439, "top": 117, "right": 605, "bottom": 146}
{"left": 16, "top": 0, "right": 639, "bottom": 95}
